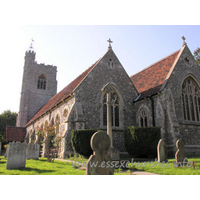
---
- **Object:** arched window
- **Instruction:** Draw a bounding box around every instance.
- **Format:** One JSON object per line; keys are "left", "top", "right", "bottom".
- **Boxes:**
{"left": 103, "top": 92, "right": 120, "bottom": 127}
{"left": 182, "top": 77, "right": 200, "bottom": 121}
{"left": 139, "top": 108, "right": 148, "bottom": 127}
{"left": 37, "top": 75, "right": 46, "bottom": 90}
{"left": 55, "top": 114, "right": 60, "bottom": 134}
{"left": 63, "top": 109, "right": 68, "bottom": 118}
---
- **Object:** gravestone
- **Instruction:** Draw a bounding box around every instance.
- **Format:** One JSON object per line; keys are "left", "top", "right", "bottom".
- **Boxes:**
{"left": 157, "top": 139, "right": 167, "bottom": 163}
{"left": 26, "top": 143, "right": 40, "bottom": 159}
{"left": 86, "top": 131, "right": 114, "bottom": 175}
{"left": 6, "top": 141, "right": 27, "bottom": 169}
{"left": 0, "top": 142, "right": 1, "bottom": 155}
{"left": 175, "top": 139, "right": 186, "bottom": 163}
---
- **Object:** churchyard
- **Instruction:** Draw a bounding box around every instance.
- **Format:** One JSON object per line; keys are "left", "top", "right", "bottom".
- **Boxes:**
{"left": 2, "top": 93, "right": 200, "bottom": 175}
{"left": 1, "top": 155, "right": 200, "bottom": 175}
{"left": 1, "top": 108, "right": 200, "bottom": 175}
{"left": 1, "top": 136, "right": 200, "bottom": 175}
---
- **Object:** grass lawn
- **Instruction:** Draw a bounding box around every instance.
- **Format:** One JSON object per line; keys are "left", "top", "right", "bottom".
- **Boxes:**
{"left": 0, "top": 156, "right": 85, "bottom": 175}
{"left": 0, "top": 156, "right": 128, "bottom": 175}
{"left": 1, "top": 156, "right": 200, "bottom": 175}
{"left": 128, "top": 157, "right": 200, "bottom": 175}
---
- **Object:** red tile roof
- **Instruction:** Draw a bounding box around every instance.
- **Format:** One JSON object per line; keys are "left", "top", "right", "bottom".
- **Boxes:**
{"left": 6, "top": 126, "right": 26, "bottom": 142}
{"left": 26, "top": 60, "right": 99, "bottom": 126}
{"left": 130, "top": 49, "right": 181, "bottom": 101}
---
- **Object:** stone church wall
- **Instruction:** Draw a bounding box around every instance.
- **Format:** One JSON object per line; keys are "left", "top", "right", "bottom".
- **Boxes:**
{"left": 26, "top": 97, "right": 75, "bottom": 157}
{"left": 73, "top": 49, "right": 138, "bottom": 152}
{"left": 17, "top": 51, "right": 57, "bottom": 127}
{"left": 161, "top": 46, "right": 200, "bottom": 156}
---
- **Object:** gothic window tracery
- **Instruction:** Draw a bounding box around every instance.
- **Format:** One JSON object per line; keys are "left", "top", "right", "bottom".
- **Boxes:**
{"left": 37, "top": 75, "right": 46, "bottom": 90}
{"left": 139, "top": 108, "right": 148, "bottom": 127}
{"left": 182, "top": 77, "right": 200, "bottom": 121}
{"left": 103, "top": 92, "right": 120, "bottom": 127}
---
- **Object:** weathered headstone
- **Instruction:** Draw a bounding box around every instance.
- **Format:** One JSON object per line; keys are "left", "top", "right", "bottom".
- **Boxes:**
{"left": 6, "top": 141, "right": 27, "bottom": 169}
{"left": 26, "top": 143, "right": 40, "bottom": 159}
{"left": 157, "top": 139, "right": 167, "bottom": 163}
{"left": 175, "top": 139, "right": 186, "bottom": 163}
{"left": 86, "top": 131, "right": 114, "bottom": 175}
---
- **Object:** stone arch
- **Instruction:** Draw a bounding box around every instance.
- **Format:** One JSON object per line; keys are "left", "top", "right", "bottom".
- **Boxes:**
{"left": 37, "top": 74, "right": 47, "bottom": 90}
{"left": 37, "top": 123, "right": 44, "bottom": 148}
{"left": 63, "top": 107, "right": 69, "bottom": 120}
{"left": 55, "top": 113, "right": 61, "bottom": 134}
{"left": 100, "top": 83, "right": 124, "bottom": 129}
{"left": 138, "top": 107, "right": 149, "bottom": 127}
{"left": 25, "top": 131, "right": 30, "bottom": 143}
{"left": 45, "top": 120, "right": 48, "bottom": 126}
{"left": 50, "top": 117, "right": 54, "bottom": 125}
{"left": 136, "top": 104, "right": 151, "bottom": 127}
{"left": 181, "top": 75, "right": 200, "bottom": 121}
{"left": 177, "top": 72, "right": 200, "bottom": 97}
{"left": 29, "top": 129, "right": 36, "bottom": 143}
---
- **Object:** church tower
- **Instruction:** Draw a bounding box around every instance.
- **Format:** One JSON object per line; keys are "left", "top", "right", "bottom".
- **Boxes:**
{"left": 16, "top": 42, "right": 57, "bottom": 127}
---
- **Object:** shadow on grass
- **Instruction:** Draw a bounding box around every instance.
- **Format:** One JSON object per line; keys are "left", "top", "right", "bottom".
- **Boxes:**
{"left": 14, "top": 167, "right": 56, "bottom": 173}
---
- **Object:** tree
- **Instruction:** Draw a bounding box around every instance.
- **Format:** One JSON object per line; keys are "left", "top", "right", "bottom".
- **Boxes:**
{"left": 0, "top": 110, "right": 17, "bottom": 143}
{"left": 37, "top": 124, "right": 61, "bottom": 162}
{"left": 194, "top": 48, "right": 200, "bottom": 66}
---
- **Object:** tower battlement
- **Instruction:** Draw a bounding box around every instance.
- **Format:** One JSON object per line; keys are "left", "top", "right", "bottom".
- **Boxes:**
{"left": 16, "top": 49, "right": 57, "bottom": 127}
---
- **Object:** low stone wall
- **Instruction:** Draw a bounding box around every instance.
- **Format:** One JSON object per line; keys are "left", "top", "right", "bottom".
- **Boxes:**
{"left": 6, "top": 141, "right": 27, "bottom": 169}
{"left": 26, "top": 143, "right": 40, "bottom": 159}
{"left": 184, "top": 145, "right": 200, "bottom": 157}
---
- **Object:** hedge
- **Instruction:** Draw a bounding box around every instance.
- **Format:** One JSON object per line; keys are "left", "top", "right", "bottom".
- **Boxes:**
{"left": 124, "top": 126, "right": 161, "bottom": 158}
{"left": 71, "top": 129, "right": 99, "bottom": 158}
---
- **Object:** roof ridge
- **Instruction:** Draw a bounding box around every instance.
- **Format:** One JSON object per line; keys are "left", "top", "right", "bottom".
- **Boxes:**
{"left": 25, "top": 59, "right": 100, "bottom": 127}
{"left": 130, "top": 49, "right": 181, "bottom": 79}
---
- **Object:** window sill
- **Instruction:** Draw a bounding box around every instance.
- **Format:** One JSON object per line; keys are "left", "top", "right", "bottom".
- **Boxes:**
{"left": 179, "top": 120, "right": 200, "bottom": 126}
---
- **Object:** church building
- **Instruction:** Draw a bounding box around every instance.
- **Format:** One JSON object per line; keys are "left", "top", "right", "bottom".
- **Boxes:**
{"left": 13, "top": 38, "right": 200, "bottom": 158}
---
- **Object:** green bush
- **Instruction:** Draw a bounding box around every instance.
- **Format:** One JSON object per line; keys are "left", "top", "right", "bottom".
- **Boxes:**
{"left": 124, "top": 126, "right": 161, "bottom": 158}
{"left": 71, "top": 129, "right": 99, "bottom": 158}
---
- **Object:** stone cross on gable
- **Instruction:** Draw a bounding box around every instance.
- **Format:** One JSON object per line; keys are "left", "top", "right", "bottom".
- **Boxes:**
{"left": 182, "top": 36, "right": 186, "bottom": 46}
{"left": 107, "top": 38, "right": 113, "bottom": 49}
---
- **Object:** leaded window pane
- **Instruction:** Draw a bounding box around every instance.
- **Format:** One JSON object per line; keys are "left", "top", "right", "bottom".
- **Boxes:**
{"left": 190, "top": 95, "right": 195, "bottom": 121}
{"left": 182, "top": 77, "right": 200, "bottom": 121}
{"left": 103, "top": 104, "right": 107, "bottom": 126}
{"left": 185, "top": 95, "right": 190, "bottom": 120}
{"left": 37, "top": 75, "right": 46, "bottom": 90}
{"left": 115, "top": 106, "right": 119, "bottom": 127}
{"left": 102, "top": 91, "right": 120, "bottom": 128}
{"left": 195, "top": 96, "right": 199, "bottom": 121}
{"left": 139, "top": 108, "right": 148, "bottom": 127}
{"left": 182, "top": 94, "right": 186, "bottom": 120}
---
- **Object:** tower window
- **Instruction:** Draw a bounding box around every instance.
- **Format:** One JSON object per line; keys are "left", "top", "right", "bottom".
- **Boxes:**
{"left": 37, "top": 75, "right": 46, "bottom": 90}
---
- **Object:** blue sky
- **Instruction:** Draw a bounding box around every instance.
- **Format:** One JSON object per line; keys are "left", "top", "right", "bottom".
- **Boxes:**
{"left": 0, "top": 25, "right": 200, "bottom": 114}
{"left": 0, "top": 1, "right": 199, "bottom": 196}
